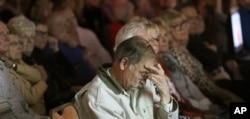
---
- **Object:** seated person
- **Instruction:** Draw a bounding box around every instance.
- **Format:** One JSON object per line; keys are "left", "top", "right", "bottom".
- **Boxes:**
{"left": 33, "top": 23, "right": 76, "bottom": 111}
{"left": 153, "top": 17, "right": 226, "bottom": 118}
{"left": 47, "top": 7, "right": 96, "bottom": 86}
{"left": 161, "top": 9, "right": 244, "bottom": 105}
{"left": 3, "top": 34, "right": 47, "bottom": 115}
{"left": 0, "top": 20, "right": 46, "bottom": 119}
{"left": 76, "top": 36, "right": 178, "bottom": 119}
{"left": 180, "top": 4, "right": 250, "bottom": 101}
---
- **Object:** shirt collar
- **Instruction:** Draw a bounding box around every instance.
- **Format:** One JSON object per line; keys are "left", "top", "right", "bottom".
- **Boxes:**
{"left": 98, "top": 64, "right": 129, "bottom": 96}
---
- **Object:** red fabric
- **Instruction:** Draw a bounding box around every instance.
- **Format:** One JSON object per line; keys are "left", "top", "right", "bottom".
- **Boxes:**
{"left": 158, "top": 58, "right": 172, "bottom": 79}
{"left": 110, "top": 21, "right": 124, "bottom": 47}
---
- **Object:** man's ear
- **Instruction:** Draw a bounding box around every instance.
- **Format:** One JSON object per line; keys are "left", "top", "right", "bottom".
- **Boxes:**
{"left": 119, "top": 57, "right": 129, "bottom": 70}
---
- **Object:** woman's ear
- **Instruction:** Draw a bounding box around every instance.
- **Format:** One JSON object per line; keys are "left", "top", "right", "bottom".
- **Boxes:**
{"left": 119, "top": 57, "right": 129, "bottom": 70}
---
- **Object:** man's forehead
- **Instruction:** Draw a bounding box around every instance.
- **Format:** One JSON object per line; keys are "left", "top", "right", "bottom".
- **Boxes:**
{"left": 138, "top": 57, "right": 157, "bottom": 67}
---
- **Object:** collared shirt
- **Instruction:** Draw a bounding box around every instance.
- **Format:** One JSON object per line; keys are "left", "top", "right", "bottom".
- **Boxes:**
{"left": 77, "top": 64, "right": 179, "bottom": 119}
{"left": 0, "top": 61, "right": 40, "bottom": 119}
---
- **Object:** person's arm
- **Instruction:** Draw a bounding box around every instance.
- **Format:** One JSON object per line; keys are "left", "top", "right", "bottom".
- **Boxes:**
{"left": 16, "top": 61, "right": 42, "bottom": 83}
{"left": 145, "top": 64, "right": 179, "bottom": 119}
{"left": 11, "top": 70, "right": 47, "bottom": 105}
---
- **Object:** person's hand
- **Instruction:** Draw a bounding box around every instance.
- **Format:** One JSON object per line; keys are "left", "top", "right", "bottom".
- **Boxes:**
{"left": 48, "top": 36, "right": 59, "bottom": 52}
{"left": 225, "top": 60, "right": 242, "bottom": 80}
{"left": 145, "top": 63, "right": 171, "bottom": 104}
{"left": 204, "top": 42, "right": 217, "bottom": 52}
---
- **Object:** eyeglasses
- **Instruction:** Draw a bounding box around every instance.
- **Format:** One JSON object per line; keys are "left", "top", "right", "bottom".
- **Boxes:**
{"left": 147, "top": 37, "right": 159, "bottom": 43}
{"left": 36, "top": 30, "right": 48, "bottom": 37}
{"left": 171, "top": 20, "right": 189, "bottom": 31}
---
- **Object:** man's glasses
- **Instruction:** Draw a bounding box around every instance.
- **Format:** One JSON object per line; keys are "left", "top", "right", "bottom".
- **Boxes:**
{"left": 36, "top": 30, "right": 48, "bottom": 37}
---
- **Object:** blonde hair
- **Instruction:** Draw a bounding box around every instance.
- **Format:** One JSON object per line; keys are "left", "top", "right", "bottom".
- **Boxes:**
{"left": 152, "top": 17, "right": 174, "bottom": 48}
{"left": 160, "top": 10, "right": 187, "bottom": 48}
{"left": 7, "top": 15, "right": 35, "bottom": 36}
{"left": 161, "top": 9, "right": 187, "bottom": 29}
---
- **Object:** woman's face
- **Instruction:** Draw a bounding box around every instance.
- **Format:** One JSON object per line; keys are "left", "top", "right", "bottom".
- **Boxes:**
{"left": 158, "top": 27, "right": 169, "bottom": 53}
{"left": 171, "top": 18, "right": 189, "bottom": 47}
{"left": 146, "top": 28, "right": 160, "bottom": 53}
{"left": 182, "top": 7, "right": 205, "bottom": 35}
{"left": 19, "top": 30, "right": 35, "bottom": 56}
{"left": 5, "top": 35, "right": 22, "bottom": 61}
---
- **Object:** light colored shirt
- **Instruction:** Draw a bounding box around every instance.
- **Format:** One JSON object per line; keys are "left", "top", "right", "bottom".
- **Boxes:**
{"left": 75, "top": 66, "right": 179, "bottom": 119}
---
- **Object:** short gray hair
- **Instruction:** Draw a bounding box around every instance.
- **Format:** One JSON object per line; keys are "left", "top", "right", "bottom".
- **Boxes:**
{"left": 114, "top": 16, "right": 155, "bottom": 51}
{"left": 114, "top": 36, "right": 156, "bottom": 65}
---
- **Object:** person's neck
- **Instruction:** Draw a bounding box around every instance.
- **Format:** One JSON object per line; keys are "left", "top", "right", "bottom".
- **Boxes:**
{"left": 110, "top": 64, "right": 127, "bottom": 90}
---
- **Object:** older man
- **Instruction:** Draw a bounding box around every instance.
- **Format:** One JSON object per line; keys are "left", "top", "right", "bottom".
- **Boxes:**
{"left": 76, "top": 36, "right": 178, "bottom": 119}
{"left": 76, "top": 18, "right": 178, "bottom": 119}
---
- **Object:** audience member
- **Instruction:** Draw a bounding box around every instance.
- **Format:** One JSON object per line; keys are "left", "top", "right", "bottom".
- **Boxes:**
{"left": 77, "top": 25, "right": 113, "bottom": 70}
{"left": 0, "top": 20, "right": 46, "bottom": 119}
{"left": 29, "top": 0, "right": 53, "bottom": 23}
{"left": 161, "top": 9, "right": 244, "bottom": 105}
{"left": 76, "top": 36, "right": 178, "bottom": 119}
{"left": 113, "top": 16, "right": 188, "bottom": 118}
{"left": 7, "top": 15, "right": 49, "bottom": 115}
{"left": 32, "top": 23, "right": 76, "bottom": 112}
{"left": 3, "top": 34, "right": 47, "bottom": 115}
{"left": 153, "top": 17, "right": 227, "bottom": 119}
{"left": 180, "top": 5, "right": 250, "bottom": 101}
{"left": 47, "top": 8, "right": 96, "bottom": 86}
{"left": 132, "top": 0, "right": 156, "bottom": 19}
{"left": 80, "top": 0, "right": 113, "bottom": 54}
{"left": 109, "top": 0, "right": 135, "bottom": 47}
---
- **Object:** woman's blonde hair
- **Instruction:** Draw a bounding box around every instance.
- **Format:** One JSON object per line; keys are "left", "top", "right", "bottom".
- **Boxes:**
{"left": 160, "top": 9, "right": 187, "bottom": 48}
{"left": 161, "top": 9, "right": 187, "bottom": 29}
{"left": 151, "top": 17, "right": 174, "bottom": 49}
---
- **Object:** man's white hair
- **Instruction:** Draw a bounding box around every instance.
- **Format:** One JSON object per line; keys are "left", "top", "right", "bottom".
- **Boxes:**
{"left": 114, "top": 16, "right": 151, "bottom": 51}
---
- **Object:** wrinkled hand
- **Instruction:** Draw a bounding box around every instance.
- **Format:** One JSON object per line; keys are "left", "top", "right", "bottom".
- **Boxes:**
{"left": 145, "top": 63, "right": 171, "bottom": 104}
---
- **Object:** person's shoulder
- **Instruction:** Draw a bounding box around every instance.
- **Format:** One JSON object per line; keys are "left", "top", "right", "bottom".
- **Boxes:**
{"left": 83, "top": 76, "right": 107, "bottom": 98}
